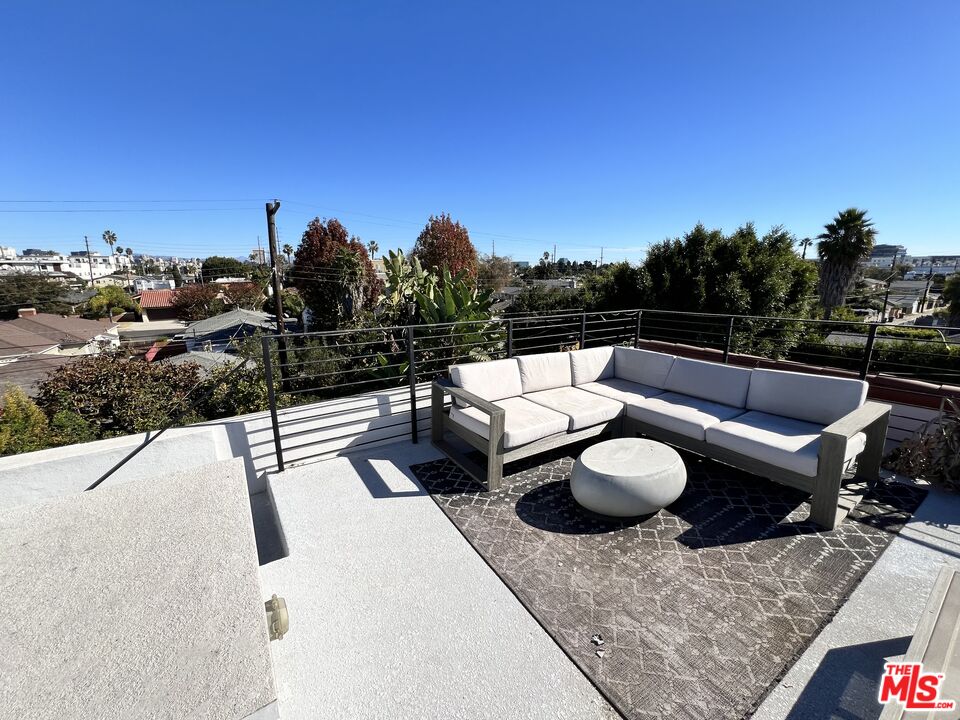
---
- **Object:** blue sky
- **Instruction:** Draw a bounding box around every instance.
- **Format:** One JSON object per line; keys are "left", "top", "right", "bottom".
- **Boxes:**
{"left": 1, "top": 1, "right": 958, "bottom": 263}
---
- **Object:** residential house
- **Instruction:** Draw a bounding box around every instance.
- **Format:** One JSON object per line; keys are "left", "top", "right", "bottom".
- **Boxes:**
{"left": 137, "top": 289, "right": 179, "bottom": 322}
{"left": 178, "top": 308, "right": 289, "bottom": 353}
{"left": 0, "top": 309, "right": 120, "bottom": 395}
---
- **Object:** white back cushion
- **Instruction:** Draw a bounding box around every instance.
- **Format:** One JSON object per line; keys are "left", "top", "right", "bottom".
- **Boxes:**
{"left": 450, "top": 358, "right": 522, "bottom": 401}
{"left": 747, "top": 368, "right": 868, "bottom": 426}
{"left": 516, "top": 352, "right": 573, "bottom": 394}
{"left": 569, "top": 347, "right": 615, "bottom": 385}
{"left": 663, "top": 357, "right": 752, "bottom": 408}
{"left": 614, "top": 347, "right": 675, "bottom": 389}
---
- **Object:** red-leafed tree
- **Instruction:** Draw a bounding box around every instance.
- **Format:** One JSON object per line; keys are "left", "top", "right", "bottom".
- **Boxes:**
{"left": 170, "top": 283, "right": 222, "bottom": 321}
{"left": 412, "top": 213, "right": 478, "bottom": 277}
{"left": 292, "top": 218, "right": 381, "bottom": 329}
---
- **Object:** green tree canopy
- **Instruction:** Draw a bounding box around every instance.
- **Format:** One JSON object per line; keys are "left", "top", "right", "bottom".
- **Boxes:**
{"left": 200, "top": 255, "right": 247, "bottom": 282}
{"left": 641, "top": 223, "right": 817, "bottom": 316}
{"left": 86, "top": 286, "right": 139, "bottom": 319}
{"left": 0, "top": 273, "right": 73, "bottom": 319}
{"left": 943, "top": 275, "right": 960, "bottom": 322}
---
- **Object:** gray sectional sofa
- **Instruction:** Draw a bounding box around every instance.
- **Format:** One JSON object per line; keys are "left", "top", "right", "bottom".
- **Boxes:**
{"left": 431, "top": 345, "right": 891, "bottom": 529}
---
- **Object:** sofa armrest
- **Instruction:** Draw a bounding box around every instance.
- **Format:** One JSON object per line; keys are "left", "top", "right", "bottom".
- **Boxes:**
{"left": 432, "top": 378, "right": 504, "bottom": 418}
{"left": 821, "top": 401, "right": 891, "bottom": 440}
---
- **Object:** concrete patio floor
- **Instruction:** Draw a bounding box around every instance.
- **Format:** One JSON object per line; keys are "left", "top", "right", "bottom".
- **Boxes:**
{"left": 258, "top": 440, "right": 960, "bottom": 720}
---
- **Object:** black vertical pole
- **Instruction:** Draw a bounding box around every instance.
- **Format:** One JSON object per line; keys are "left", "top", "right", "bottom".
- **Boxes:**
{"left": 579, "top": 313, "right": 587, "bottom": 349}
{"left": 506, "top": 319, "right": 514, "bottom": 358}
{"left": 859, "top": 323, "right": 878, "bottom": 380}
{"left": 262, "top": 336, "right": 285, "bottom": 472}
{"left": 634, "top": 310, "right": 643, "bottom": 348}
{"left": 265, "top": 200, "right": 290, "bottom": 387}
{"left": 723, "top": 316, "right": 736, "bottom": 363}
{"left": 407, "top": 325, "right": 418, "bottom": 443}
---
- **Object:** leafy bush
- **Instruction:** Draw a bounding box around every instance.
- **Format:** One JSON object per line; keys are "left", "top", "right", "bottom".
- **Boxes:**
{"left": 0, "top": 387, "right": 50, "bottom": 455}
{"left": 35, "top": 354, "right": 205, "bottom": 437}
{"left": 886, "top": 399, "right": 960, "bottom": 490}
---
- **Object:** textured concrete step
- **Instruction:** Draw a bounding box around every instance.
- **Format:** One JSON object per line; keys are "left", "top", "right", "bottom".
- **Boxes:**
{"left": 0, "top": 458, "right": 277, "bottom": 720}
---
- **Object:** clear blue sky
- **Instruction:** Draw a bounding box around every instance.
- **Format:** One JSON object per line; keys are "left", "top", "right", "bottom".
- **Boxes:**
{"left": 1, "top": 1, "right": 958, "bottom": 263}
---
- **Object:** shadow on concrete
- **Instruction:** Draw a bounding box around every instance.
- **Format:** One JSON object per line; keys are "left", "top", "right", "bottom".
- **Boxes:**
{"left": 783, "top": 635, "right": 911, "bottom": 720}
{"left": 347, "top": 456, "right": 427, "bottom": 499}
{"left": 249, "top": 491, "right": 287, "bottom": 566}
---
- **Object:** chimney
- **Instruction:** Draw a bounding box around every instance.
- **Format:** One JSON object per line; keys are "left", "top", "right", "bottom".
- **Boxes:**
{"left": 17, "top": 307, "right": 37, "bottom": 318}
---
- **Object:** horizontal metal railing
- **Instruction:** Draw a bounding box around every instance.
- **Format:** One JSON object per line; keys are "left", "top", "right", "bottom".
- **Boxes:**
{"left": 259, "top": 308, "right": 960, "bottom": 471}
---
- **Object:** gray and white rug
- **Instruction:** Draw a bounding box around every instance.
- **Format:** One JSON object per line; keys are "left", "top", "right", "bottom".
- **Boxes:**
{"left": 411, "top": 444, "right": 926, "bottom": 720}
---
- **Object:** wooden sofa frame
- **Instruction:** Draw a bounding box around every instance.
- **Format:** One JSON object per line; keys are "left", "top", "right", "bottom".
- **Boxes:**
{"left": 431, "top": 376, "right": 891, "bottom": 530}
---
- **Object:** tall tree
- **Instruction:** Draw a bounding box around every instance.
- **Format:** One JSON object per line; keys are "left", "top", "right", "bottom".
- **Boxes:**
{"left": 412, "top": 213, "right": 478, "bottom": 277}
{"left": 292, "top": 217, "right": 380, "bottom": 329}
{"left": 171, "top": 283, "right": 222, "bottom": 320}
{"left": 943, "top": 275, "right": 960, "bottom": 322}
{"left": 816, "top": 208, "right": 877, "bottom": 319}
{"left": 641, "top": 223, "right": 816, "bottom": 317}
{"left": 798, "top": 237, "right": 813, "bottom": 259}
{"left": 477, "top": 254, "right": 515, "bottom": 291}
{"left": 102, "top": 229, "right": 117, "bottom": 255}
{"left": 0, "top": 274, "right": 73, "bottom": 319}
{"left": 282, "top": 243, "right": 294, "bottom": 264}
{"left": 200, "top": 255, "right": 247, "bottom": 282}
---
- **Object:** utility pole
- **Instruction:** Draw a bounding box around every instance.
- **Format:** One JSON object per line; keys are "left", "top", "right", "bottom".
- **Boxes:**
{"left": 84, "top": 236, "right": 95, "bottom": 286}
{"left": 553, "top": 244, "right": 557, "bottom": 264}
{"left": 882, "top": 249, "right": 900, "bottom": 322}
{"left": 265, "top": 200, "right": 289, "bottom": 382}
{"left": 600, "top": 247, "right": 604, "bottom": 266}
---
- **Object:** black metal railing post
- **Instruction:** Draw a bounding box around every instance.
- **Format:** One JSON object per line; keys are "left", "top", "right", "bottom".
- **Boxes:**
{"left": 722, "top": 316, "right": 736, "bottom": 363}
{"left": 859, "top": 323, "right": 878, "bottom": 380}
{"left": 579, "top": 313, "right": 587, "bottom": 349}
{"left": 262, "top": 336, "right": 285, "bottom": 472}
{"left": 634, "top": 310, "right": 643, "bottom": 348}
{"left": 506, "top": 319, "right": 514, "bottom": 358}
{"left": 406, "top": 325, "right": 418, "bottom": 443}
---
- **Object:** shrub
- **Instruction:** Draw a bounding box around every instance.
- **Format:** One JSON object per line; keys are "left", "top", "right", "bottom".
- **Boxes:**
{"left": 35, "top": 354, "right": 205, "bottom": 437}
{"left": 0, "top": 387, "right": 50, "bottom": 455}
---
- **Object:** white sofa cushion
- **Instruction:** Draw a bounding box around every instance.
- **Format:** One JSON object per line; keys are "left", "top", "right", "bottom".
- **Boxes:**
{"left": 747, "top": 368, "right": 868, "bottom": 427}
{"left": 627, "top": 392, "right": 745, "bottom": 441}
{"left": 579, "top": 378, "right": 666, "bottom": 405}
{"left": 448, "top": 396, "right": 569, "bottom": 449}
{"left": 450, "top": 358, "right": 522, "bottom": 402}
{"left": 524, "top": 386, "right": 623, "bottom": 431}
{"left": 614, "top": 347, "right": 675, "bottom": 388}
{"left": 663, "top": 357, "right": 752, "bottom": 408}
{"left": 569, "top": 346, "right": 615, "bottom": 385}
{"left": 516, "top": 352, "right": 573, "bottom": 394}
{"left": 705, "top": 410, "right": 867, "bottom": 478}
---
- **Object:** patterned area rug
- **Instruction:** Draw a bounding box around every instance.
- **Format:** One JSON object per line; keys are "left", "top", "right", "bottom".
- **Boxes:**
{"left": 411, "top": 444, "right": 927, "bottom": 720}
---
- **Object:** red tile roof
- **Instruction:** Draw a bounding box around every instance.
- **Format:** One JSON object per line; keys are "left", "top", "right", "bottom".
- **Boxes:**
{"left": 138, "top": 289, "right": 177, "bottom": 308}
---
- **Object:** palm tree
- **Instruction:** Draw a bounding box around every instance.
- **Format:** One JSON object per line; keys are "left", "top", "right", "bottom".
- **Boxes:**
{"left": 102, "top": 230, "right": 117, "bottom": 254}
{"left": 366, "top": 240, "right": 379, "bottom": 258}
{"left": 817, "top": 208, "right": 877, "bottom": 319}
{"left": 798, "top": 237, "right": 813, "bottom": 260}
{"left": 282, "top": 243, "right": 294, "bottom": 264}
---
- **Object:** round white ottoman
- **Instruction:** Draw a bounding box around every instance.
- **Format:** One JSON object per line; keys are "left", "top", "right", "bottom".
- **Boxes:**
{"left": 570, "top": 438, "right": 687, "bottom": 517}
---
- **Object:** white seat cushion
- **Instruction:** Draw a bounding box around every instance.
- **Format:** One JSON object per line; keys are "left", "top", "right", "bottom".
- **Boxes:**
{"left": 516, "top": 352, "right": 573, "bottom": 394}
{"left": 450, "top": 358, "right": 522, "bottom": 402}
{"left": 663, "top": 357, "right": 752, "bottom": 408}
{"left": 570, "top": 346, "right": 615, "bottom": 385}
{"left": 448, "top": 396, "right": 569, "bottom": 449}
{"left": 705, "top": 410, "right": 867, "bottom": 478}
{"left": 614, "top": 347, "right": 675, "bottom": 389}
{"left": 579, "top": 378, "right": 666, "bottom": 405}
{"left": 524, "top": 386, "right": 623, "bottom": 431}
{"left": 747, "top": 368, "right": 868, "bottom": 426}
{"left": 627, "top": 392, "right": 746, "bottom": 441}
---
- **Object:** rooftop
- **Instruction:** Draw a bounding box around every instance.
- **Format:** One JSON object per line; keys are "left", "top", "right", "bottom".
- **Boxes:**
{"left": 137, "top": 288, "right": 177, "bottom": 308}
{"left": 1, "top": 309, "right": 958, "bottom": 720}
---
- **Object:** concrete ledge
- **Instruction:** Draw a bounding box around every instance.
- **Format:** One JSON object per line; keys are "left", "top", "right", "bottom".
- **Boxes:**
{"left": 0, "top": 458, "right": 277, "bottom": 720}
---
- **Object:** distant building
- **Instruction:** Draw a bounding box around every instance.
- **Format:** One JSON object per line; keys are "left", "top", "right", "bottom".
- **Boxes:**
{"left": 250, "top": 247, "right": 266, "bottom": 265}
{"left": 133, "top": 276, "right": 176, "bottom": 293}
{"left": 0, "top": 250, "right": 132, "bottom": 280}
{"left": 862, "top": 244, "right": 908, "bottom": 269}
